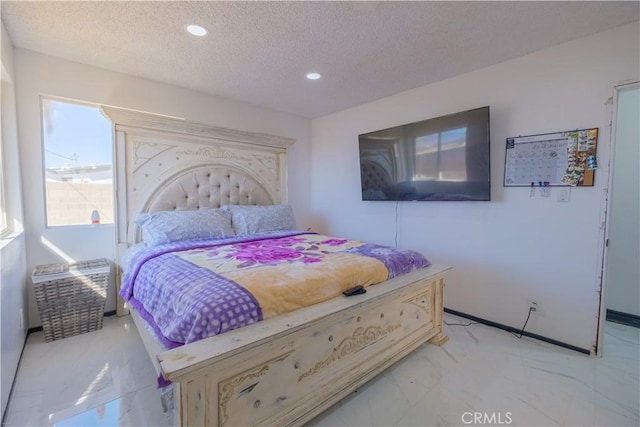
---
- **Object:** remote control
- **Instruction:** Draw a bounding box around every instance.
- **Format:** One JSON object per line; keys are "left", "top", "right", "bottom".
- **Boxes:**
{"left": 343, "top": 285, "right": 366, "bottom": 296}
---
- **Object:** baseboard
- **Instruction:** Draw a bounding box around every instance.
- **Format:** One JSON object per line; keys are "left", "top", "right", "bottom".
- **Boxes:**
{"left": 606, "top": 309, "right": 640, "bottom": 328}
{"left": 27, "top": 325, "right": 43, "bottom": 334}
{"left": 2, "top": 330, "right": 29, "bottom": 424}
{"left": 443, "top": 307, "right": 591, "bottom": 355}
{"left": 27, "top": 310, "right": 118, "bottom": 334}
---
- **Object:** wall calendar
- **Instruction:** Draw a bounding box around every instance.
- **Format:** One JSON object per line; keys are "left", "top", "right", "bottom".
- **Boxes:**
{"left": 504, "top": 128, "right": 598, "bottom": 187}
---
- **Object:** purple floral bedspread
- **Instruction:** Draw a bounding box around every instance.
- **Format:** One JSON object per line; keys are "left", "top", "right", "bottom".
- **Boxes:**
{"left": 121, "top": 231, "right": 430, "bottom": 350}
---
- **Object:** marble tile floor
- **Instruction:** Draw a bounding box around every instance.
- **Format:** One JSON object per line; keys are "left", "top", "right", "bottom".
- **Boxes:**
{"left": 3, "top": 315, "right": 638, "bottom": 427}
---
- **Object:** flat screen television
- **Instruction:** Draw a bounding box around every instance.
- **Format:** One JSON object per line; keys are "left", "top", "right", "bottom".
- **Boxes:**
{"left": 358, "top": 106, "right": 491, "bottom": 201}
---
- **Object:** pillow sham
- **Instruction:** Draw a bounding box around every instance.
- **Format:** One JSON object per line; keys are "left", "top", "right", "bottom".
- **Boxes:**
{"left": 135, "top": 208, "right": 234, "bottom": 247}
{"left": 221, "top": 204, "right": 296, "bottom": 235}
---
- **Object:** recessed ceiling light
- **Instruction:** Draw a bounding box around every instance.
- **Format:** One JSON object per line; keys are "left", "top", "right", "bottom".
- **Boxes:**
{"left": 306, "top": 72, "right": 321, "bottom": 80}
{"left": 186, "top": 24, "right": 207, "bottom": 37}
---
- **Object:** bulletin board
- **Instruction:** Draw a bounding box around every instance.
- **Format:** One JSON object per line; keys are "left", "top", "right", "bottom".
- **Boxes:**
{"left": 503, "top": 128, "right": 598, "bottom": 187}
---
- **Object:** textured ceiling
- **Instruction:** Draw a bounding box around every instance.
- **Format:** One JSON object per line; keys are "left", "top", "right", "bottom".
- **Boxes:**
{"left": 2, "top": 1, "right": 638, "bottom": 118}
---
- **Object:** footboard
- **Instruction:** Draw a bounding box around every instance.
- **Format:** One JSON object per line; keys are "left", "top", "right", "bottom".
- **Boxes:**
{"left": 158, "top": 265, "right": 450, "bottom": 427}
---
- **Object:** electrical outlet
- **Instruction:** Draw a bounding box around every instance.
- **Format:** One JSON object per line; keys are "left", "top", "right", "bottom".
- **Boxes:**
{"left": 530, "top": 301, "right": 538, "bottom": 312}
{"left": 19, "top": 309, "right": 24, "bottom": 330}
{"left": 557, "top": 187, "right": 571, "bottom": 202}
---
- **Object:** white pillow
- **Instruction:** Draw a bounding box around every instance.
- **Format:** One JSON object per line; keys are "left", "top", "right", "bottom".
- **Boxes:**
{"left": 221, "top": 204, "right": 296, "bottom": 235}
{"left": 135, "top": 208, "right": 235, "bottom": 247}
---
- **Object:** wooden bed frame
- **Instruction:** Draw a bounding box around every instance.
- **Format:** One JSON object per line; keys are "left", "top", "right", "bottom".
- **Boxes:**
{"left": 102, "top": 107, "right": 451, "bottom": 427}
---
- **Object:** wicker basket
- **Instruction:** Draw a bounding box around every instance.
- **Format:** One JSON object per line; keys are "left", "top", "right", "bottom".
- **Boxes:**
{"left": 32, "top": 258, "right": 110, "bottom": 342}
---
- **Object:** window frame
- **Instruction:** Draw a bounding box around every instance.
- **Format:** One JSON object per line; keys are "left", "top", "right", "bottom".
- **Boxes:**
{"left": 0, "top": 133, "right": 10, "bottom": 237}
{"left": 40, "top": 96, "right": 114, "bottom": 228}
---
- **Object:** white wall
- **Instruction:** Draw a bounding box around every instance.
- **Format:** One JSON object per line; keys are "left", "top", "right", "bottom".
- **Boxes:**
{"left": 606, "top": 85, "right": 640, "bottom": 316}
{"left": 1, "top": 22, "right": 28, "bottom": 417}
{"left": 13, "top": 49, "right": 312, "bottom": 328}
{"left": 311, "top": 23, "right": 640, "bottom": 350}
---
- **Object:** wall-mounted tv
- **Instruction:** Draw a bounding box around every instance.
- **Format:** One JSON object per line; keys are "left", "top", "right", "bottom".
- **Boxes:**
{"left": 359, "top": 106, "right": 491, "bottom": 201}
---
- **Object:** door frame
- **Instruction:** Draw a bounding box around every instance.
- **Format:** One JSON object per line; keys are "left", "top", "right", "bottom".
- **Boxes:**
{"left": 595, "top": 81, "right": 639, "bottom": 356}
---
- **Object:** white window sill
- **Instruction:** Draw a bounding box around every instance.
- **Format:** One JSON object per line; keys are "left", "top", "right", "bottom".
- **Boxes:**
{"left": 45, "top": 223, "right": 114, "bottom": 230}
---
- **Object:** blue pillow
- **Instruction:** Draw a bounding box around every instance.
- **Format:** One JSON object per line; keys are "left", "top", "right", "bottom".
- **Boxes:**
{"left": 221, "top": 205, "right": 296, "bottom": 235}
{"left": 135, "top": 208, "right": 234, "bottom": 247}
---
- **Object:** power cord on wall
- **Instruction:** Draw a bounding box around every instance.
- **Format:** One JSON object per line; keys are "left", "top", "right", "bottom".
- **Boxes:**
{"left": 510, "top": 306, "right": 534, "bottom": 339}
{"left": 394, "top": 200, "right": 399, "bottom": 247}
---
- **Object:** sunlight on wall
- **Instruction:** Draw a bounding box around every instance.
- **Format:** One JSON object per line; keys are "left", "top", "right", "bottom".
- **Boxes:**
{"left": 40, "top": 236, "right": 75, "bottom": 263}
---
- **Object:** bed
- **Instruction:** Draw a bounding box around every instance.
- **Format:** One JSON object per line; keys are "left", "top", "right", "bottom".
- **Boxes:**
{"left": 103, "top": 106, "right": 451, "bottom": 427}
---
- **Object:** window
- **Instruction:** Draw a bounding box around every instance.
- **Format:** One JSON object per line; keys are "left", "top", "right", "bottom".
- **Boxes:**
{"left": 42, "top": 98, "right": 113, "bottom": 226}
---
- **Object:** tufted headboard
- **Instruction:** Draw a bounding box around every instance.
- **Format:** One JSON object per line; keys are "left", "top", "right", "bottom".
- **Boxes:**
{"left": 146, "top": 166, "right": 273, "bottom": 212}
{"left": 101, "top": 107, "right": 295, "bottom": 314}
